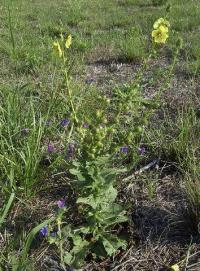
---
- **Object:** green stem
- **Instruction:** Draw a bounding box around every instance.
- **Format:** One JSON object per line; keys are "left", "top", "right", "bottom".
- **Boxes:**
{"left": 157, "top": 43, "right": 181, "bottom": 97}
{"left": 0, "top": 192, "right": 15, "bottom": 227}
{"left": 62, "top": 52, "right": 78, "bottom": 124}
{"left": 57, "top": 221, "right": 64, "bottom": 266}
{"left": 65, "top": 71, "right": 78, "bottom": 124}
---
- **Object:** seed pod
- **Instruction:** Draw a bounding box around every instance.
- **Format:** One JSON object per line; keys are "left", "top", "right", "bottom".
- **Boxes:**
{"left": 96, "top": 142, "right": 104, "bottom": 148}
{"left": 136, "top": 126, "right": 143, "bottom": 133}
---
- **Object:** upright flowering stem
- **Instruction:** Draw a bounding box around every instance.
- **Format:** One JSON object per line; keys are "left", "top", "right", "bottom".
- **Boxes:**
{"left": 64, "top": 70, "right": 78, "bottom": 125}
{"left": 157, "top": 39, "right": 182, "bottom": 96}
{"left": 62, "top": 48, "right": 78, "bottom": 125}
{"left": 53, "top": 34, "right": 78, "bottom": 127}
{"left": 133, "top": 52, "right": 153, "bottom": 88}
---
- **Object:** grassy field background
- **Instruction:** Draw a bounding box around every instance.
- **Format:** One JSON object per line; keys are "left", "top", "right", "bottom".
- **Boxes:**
{"left": 0, "top": 0, "right": 200, "bottom": 270}
{"left": 0, "top": 0, "right": 200, "bottom": 78}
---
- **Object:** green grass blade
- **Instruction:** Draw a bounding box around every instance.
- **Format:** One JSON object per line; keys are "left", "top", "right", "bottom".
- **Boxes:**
{"left": 0, "top": 192, "right": 15, "bottom": 227}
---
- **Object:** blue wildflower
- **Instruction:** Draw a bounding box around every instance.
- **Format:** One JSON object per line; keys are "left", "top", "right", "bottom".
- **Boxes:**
{"left": 48, "top": 143, "right": 55, "bottom": 153}
{"left": 50, "top": 232, "right": 57, "bottom": 237}
{"left": 60, "top": 119, "right": 70, "bottom": 127}
{"left": 120, "top": 146, "right": 129, "bottom": 153}
{"left": 39, "top": 225, "right": 48, "bottom": 237}
{"left": 82, "top": 123, "right": 89, "bottom": 129}
{"left": 67, "top": 143, "right": 75, "bottom": 158}
{"left": 138, "top": 146, "right": 146, "bottom": 155}
{"left": 57, "top": 199, "right": 65, "bottom": 208}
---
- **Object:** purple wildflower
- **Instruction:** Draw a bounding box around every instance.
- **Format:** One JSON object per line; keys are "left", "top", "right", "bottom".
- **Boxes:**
{"left": 48, "top": 143, "right": 55, "bottom": 153}
{"left": 57, "top": 199, "right": 65, "bottom": 208}
{"left": 21, "top": 128, "right": 29, "bottom": 135}
{"left": 67, "top": 143, "right": 75, "bottom": 158}
{"left": 120, "top": 146, "right": 129, "bottom": 153}
{"left": 39, "top": 225, "right": 48, "bottom": 237}
{"left": 60, "top": 119, "right": 70, "bottom": 127}
{"left": 138, "top": 146, "right": 146, "bottom": 155}
{"left": 82, "top": 123, "right": 89, "bottom": 129}
{"left": 50, "top": 232, "right": 57, "bottom": 237}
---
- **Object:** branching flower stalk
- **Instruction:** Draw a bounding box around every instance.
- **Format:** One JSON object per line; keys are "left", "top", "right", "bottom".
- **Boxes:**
{"left": 53, "top": 34, "right": 78, "bottom": 125}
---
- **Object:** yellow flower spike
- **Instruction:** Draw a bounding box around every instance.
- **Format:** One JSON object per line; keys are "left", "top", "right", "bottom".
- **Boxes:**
{"left": 53, "top": 40, "right": 63, "bottom": 57}
{"left": 153, "top": 17, "right": 170, "bottom": 29}
{"left": 65, "top": 34, "right": 72, "bottom": 49}
{"left": 152, "top": 25, "right": 169, "bottom": 44}
{"left": 171, "top": 264, "right": 180, "bottom": 271}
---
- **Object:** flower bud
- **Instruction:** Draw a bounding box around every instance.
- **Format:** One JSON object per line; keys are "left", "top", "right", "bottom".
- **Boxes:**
{"left": 96, "top": 142, "right": 104, "bottom": 148}
{"left": 96, "top": 110, "right": 103, "bottom": 118}
{"left": 136, "top": 126, "right": 143, "bottom": 133}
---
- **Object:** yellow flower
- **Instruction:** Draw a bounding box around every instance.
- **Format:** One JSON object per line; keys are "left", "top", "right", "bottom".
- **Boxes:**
{"left": 153, "top": 17, "right": 170, "bottom": 29}
{"left": 152, "top": 25, "right": 169, "bottom": 44}
{"left": 171, "top": 264, "right": 180, "bottom": 271}
{"left": 53, "top": 41, "right": 63, "bottom": 57}
{"left": 65, "top": 34, "right": 72, "bottom": 49}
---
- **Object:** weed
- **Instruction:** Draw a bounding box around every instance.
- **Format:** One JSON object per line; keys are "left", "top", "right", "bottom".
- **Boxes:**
{"left": 0, "top": 1, "right": 200, "bottom": 270}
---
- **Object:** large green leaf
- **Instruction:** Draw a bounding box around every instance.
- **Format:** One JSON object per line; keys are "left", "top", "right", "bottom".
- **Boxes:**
{"left": 101, "top": 234, "right": 127, "bottom": 256}
{"left": 63, "top": 252, "right": 73, "bottom": 265}
{"left": 70, "top": 234, "right": 90, "bottom": 268}
{"left": 69, "top": 168, "right": 85, "bottom": 181}
{"left": 77, "top": 195, "right": 97, "bottom": 209}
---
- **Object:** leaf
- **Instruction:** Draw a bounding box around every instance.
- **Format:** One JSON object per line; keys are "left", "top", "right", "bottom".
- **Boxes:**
{"left": 76, "top": 226, "right": 90, "bottom": 234}
{"left": 103, "top": 185, "right": 117, "bottom": 203}
{"left": 91, "top": 242, "right": 107, "bottom": 259}
{"left": 77, "top": 184, "right": 118, "bottom": 210}
{"left": 0, "top": 192, "right": 15, "bottom": 227}
{"left": 77, "top": 195, "right": 97, "bottom": 209}
{"left": 73, "top": 234, "right": 83, "bottom": 248}
{"left": 62, "top": 224, "right": 72, "bottom": 238}
{"left": 69, "top": 168, "right": 85, "bottom": 181}
{"left": 63, "top": 252, "right": 73, "bottom": 265}
{"left": 101, "top": 234, "right": 127, "bottom": 256}
{"left": 96, "top": 203, "right": 128, "bottom": 227}
{"left": 70, "top": 234, "right": 90, "bottom": 268}
{"left": 102, "top": 212, "right": 128, "bottom": 228}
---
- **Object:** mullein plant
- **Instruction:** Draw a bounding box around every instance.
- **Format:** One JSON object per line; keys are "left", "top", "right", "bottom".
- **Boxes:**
{"left": 47, "top": 34, "right": 129, "bottom": 268}
{"left": 41, "top": 18, "right": 182, "bottom": 268}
